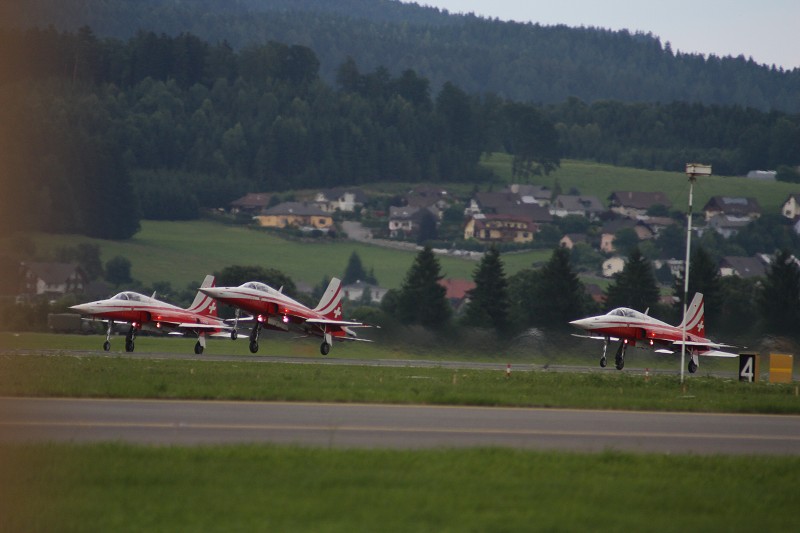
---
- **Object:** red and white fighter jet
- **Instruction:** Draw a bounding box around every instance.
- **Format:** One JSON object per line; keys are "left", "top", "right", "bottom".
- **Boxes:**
{"left": 200, "top": 277, "right": 374, "bottom": 355}
{"left": 569, "top": 292, "right": 736, "bottom": 373}
{"left": 70, "top": 275, "right": 236, "bottom": 354}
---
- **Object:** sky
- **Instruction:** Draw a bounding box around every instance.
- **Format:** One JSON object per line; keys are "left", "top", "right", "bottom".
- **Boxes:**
{"left": 407, "top": 0, "right": 800, "bottom": 70}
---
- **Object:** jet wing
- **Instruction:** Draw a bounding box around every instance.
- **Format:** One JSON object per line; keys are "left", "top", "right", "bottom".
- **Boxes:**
{"left": 176, "top": 322, "right": 235, "bottom": 331}
{"left": 570, "top": 333, "right": 620, "bottom": 342}
{"left": 304, "top": 318, "right": 378, "bottom": 328}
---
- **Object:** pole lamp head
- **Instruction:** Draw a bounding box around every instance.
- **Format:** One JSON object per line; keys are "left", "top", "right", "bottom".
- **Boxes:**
{"left": 685, "top": 163, "right": 712, "bottom": 181}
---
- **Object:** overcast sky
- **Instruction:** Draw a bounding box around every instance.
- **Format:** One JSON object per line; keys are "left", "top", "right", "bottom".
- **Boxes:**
{"left": 407, "top": 0, "right": 799, "bottom": 70}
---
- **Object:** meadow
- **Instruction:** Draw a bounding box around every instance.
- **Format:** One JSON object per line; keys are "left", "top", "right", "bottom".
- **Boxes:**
{"left": 1, "top": 338, "right": 796, "bottom": 414}
{"left": 2, "top": 443, "right": 798, "bottom": 532}
{"left": 23, "top": 157, "right": 800, "bottom": 290}
{"left": 2, "top": 338, "right": 798, "bottom": 531}
{"left": 29, "top": 220, "right": 551, "bottom": 290}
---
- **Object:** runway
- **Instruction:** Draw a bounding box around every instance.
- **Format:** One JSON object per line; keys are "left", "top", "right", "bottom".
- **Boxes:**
{"left": 2, "top": 397, "right": 799, "bottom": 455}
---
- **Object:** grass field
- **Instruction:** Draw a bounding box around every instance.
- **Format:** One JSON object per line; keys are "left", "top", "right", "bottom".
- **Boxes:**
{"left": 482, "top": 155, "right": 800, "bottom": 215}
{"left": 29, "top": 220, "right": 552, "bottom": 289}
{"left": 1, "top": 349, "right": 797, "bottom": 414}
{"left": 22, "top": 157, "right": 799, "bottom": 290}
{"left": 2, "top": 443, "right": 798, "bottom": 532}
{"left": 2, "top": 338, "right": 798, "bottom": 531}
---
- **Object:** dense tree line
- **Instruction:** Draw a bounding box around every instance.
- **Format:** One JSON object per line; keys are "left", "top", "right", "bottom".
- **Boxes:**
{"left": 548, "top": 98, "right": 800, "bottom": 175}
{"left": 7, "top": 0, "right": 800, "bottom": 113}
{"left": 3, "top": 26, "right": 798, "bottom": 242}
{"left": 2, "top": 27, "right": 558, "bottom": 236}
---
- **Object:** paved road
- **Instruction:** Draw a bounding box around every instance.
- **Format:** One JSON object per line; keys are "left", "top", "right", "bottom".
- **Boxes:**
{"left": 2, "top": 397, "right": 798, "bottom": 454}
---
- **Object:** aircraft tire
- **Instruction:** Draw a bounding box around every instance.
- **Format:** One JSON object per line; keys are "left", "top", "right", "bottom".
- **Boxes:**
{"left": 230, "top": 330, "right": 237, "bottom": 341}
{"left": 125, "top": 339, "right": 134, "bottom": 352}
{"left": 320, "top": 342, "right": 331, "bottom": 356}
{"left": 615, "top": 359, "right": 624, "bottom": 371}
{"left": 688, "top": 360, "right": 698, "bottom": 374}
{"left": 249, "top": 340, "right": 259, "bottom": 353}
{"left": 103, "top": 341, "right": 110, "bottom": 352}
{"left": 194, "top": 342, "right": 204, "bottom": 355}
{"left": 600, "top": 357, "right": 607, "bottom": 368}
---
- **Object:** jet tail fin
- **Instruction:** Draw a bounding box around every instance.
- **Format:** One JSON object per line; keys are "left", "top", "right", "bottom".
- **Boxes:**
{"left": 678, "top": 292, "right": 705, "bottom": 337}
{"left": 313, "top": 277, "right": 343, "bottom": 320}
{"left": 187, "top": 275, "right": 218, "bottom": 317}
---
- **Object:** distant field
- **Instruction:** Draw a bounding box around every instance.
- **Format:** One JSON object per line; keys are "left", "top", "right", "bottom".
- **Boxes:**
{"left": 483, "top": 155, "right": 800, "bottom": 214}
{"left": 30, "top": 220, "right": 551, "bottom": 289}
{"left": 24, "top": 157, "right": 800, "bottom": 290}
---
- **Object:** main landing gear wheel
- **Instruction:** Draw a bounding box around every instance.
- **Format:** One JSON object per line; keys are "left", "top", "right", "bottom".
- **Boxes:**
{"left": 230, "top": 330, "right": 238, "bottom": 341}
{"left": 249, "top": 340, "right": 259, "bottom": 353}
{"left": 614, "top": 344, "right": 625, "bottom": 370}
{"left": 125, "top": 339, "right": 135, "bottom": 352}
{"left": 194, "top": 341, "right": 204, "bottom": 355}
{"left": 688, "top": 359, "right": 698, "bottom": 374}
{"left": 599, "top": 357, "right": 607, "bottom": 368}
{"left": 103, "top": 341, "right": 111, "bottom": 352}
{"left": 320, "top": 342, "right": 331, "bottom": 356}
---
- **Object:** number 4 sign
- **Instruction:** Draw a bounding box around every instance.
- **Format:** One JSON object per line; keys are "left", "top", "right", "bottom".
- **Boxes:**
{"left": 738, "top": 353, "right": 759, "bottom": 383}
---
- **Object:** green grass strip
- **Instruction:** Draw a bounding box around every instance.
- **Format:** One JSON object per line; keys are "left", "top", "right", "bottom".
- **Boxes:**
{"left": 2, "top": 354, "right": 798, "bottom": 413}
{"left": 2, "top": 443, "right": 798, "bottom": 532}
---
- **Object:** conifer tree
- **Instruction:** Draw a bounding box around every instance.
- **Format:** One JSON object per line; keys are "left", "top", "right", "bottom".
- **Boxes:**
{"left": 396, "top": 246, "right": 451, "bottom": 329}
{"left": 673, "top": 246, "right": 722, "bottom": 324}
{"left": 462, "top": 247, "right": 509, "bottom": 332}
{"left": 605, "top": 247, "right": 659, "bottom": 312}
{"left": 343, "top": 251, "right": 367, "bottom": 285}
{"left": 760, "top": 249, "right": 800, "bottom": 337}
{"left": 512, "top": 247, "right": 586, "bottom": 328}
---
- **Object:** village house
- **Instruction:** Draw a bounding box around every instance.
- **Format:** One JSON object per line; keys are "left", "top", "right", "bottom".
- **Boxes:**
{"left": 704, "top": 214, "right": 750, "bottom": 238}
{"left": 719, "top": 255, "right": 768, "bottom": 279}
{"left": 406, "top": 185, "right": 451, "bottom": 214}
{"left": 781, "top": 193, "right": 800, "bottom": 219}
{"left": 466, "top": 191, "right": 553, "bottom": 224}
{"left": 229, "top": 192, "right": 273, "bottom": 215}
{"left": 20, "top": 262, "right": 87, "bottom": 299}
{"left": 608, "top": 191, "right": 672, "bottom": 219}
{"left": 559, "top": 233, "right": 588, "bottom": 250}
{"left": 549, "top": 195, "right": 605, "bottom": 220}
{"left": 313, "top": 188, "right": 367, "bottom": 213}
{"left": 438, "top": 278, "right": 476, "bottom": 313}
{"left": 599, "top": 219, "right": 654, "bottom": 253}
{"left": 505, "top": 184, "right": 551, "bottom": 207}
{"left": 255, "top": 202, "right": 333, "bottom": 231}
{"left": 342, "top": 280, "right": 388, "bottom": 304}
{"left": 702, "top": 196, "right": 761, "bottom": 222}
{"left": 388, "top": 206, "right": 437, "bottom": 238}
{"left": 464, "top": 214, "right": 537, "bottom": 244}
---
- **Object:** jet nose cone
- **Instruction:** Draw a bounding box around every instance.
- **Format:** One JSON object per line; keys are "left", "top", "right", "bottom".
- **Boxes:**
{"left": 200, "top": 287, "right": 226, "bottom": 299}
{"left": 569, "top": 318, "right": 591, "bottom": 329}
{"left": 70, "top": 303, "right": 95, "bottom": 314}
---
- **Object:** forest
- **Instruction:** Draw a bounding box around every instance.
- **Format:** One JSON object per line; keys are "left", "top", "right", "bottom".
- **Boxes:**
{"left": 5, "top": 0, "right": 800, "bottom": 113}
{"left": 2, "top": 27, "right": 799, "bottom": 241}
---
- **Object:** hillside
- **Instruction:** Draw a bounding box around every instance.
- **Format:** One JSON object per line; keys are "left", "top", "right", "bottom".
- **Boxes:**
{"left": 5, "top": 0, "right": 799, "bottom": 112}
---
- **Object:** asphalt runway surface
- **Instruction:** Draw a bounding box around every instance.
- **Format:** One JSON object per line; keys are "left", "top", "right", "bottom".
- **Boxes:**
{"left": 2, "top": 397, "right": 799, "bottom": 455}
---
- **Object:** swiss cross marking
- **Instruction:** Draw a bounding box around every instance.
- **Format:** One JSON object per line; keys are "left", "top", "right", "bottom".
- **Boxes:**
{"left": 334, "top": 307, "right": 342, "bottom": 318}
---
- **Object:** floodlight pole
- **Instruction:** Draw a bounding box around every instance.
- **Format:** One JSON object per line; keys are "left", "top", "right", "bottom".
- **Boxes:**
{"left": 681, "top": 164, "right": 711, "bottom": 384}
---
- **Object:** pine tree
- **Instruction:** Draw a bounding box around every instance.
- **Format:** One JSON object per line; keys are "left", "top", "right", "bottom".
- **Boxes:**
{"left": 673, "top": 246, "right": 722, "bottom": 324}
{"left": 760, "top": 249, "right": 800, "bottom": 337}
{"left": 396, "top": 246, "right": 451, "bottom": 329}
{"left": 462, "top": 247, "right": 509, "bottom": 332}
{"left": 343, "top": 251, "right": 367, "bottom": 285}
{"left": 515, "top": 247, "right": 586, "bottom": 328}
{"left": 605, "top": 247, "right": 659, "bottom": 312}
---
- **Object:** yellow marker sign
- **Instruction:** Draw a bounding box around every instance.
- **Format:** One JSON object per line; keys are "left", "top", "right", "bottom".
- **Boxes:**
{"left": 769, "top": 354, "right": 793, "bottom": 384}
